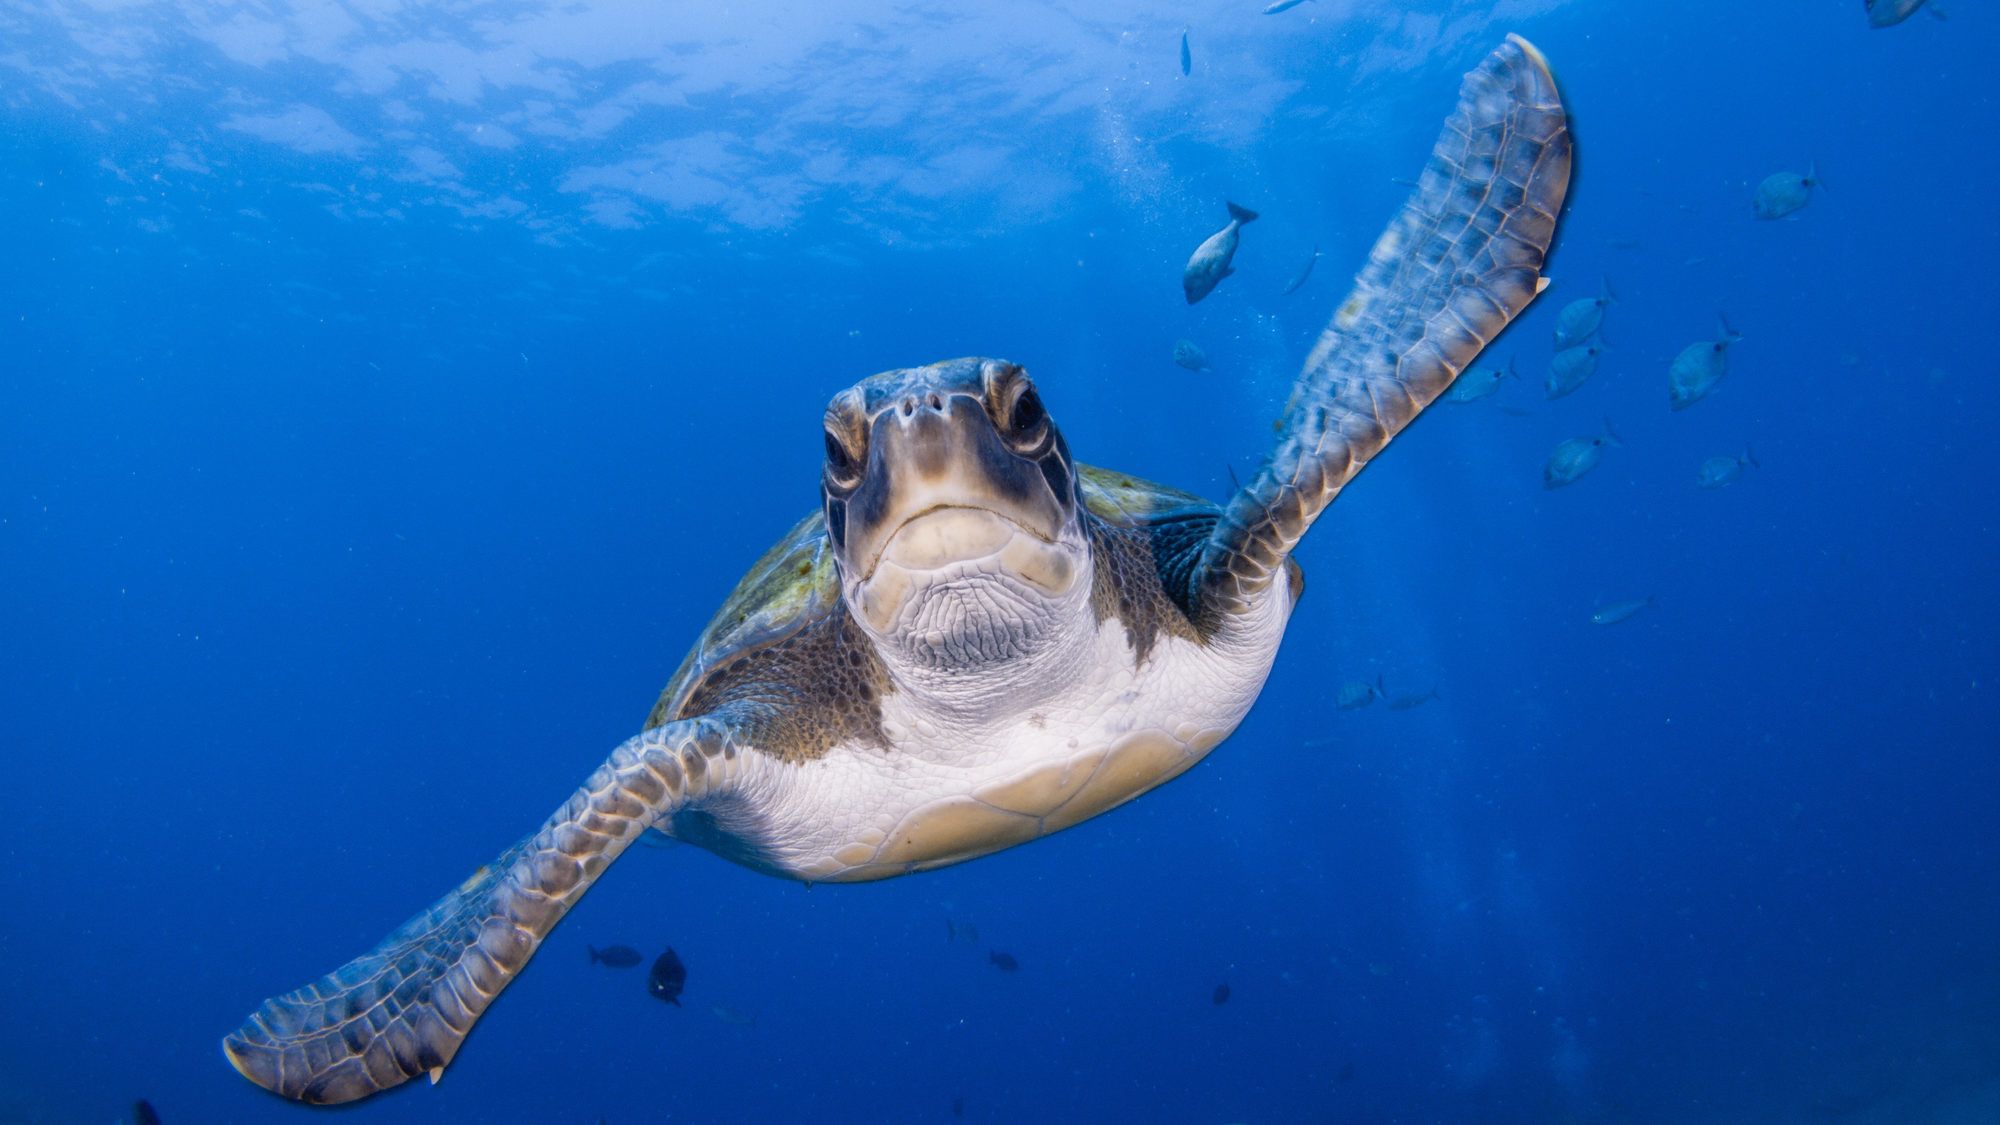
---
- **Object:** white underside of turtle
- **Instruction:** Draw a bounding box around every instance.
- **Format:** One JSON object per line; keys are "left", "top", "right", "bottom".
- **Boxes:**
{"left": 682, "top": 572, "right": 1295, "bottom": 882}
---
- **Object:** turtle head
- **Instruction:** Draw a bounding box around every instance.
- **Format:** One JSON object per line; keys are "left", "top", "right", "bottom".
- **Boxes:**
{"left": 821, "top": 358, "right": 1090, "bottom": 673}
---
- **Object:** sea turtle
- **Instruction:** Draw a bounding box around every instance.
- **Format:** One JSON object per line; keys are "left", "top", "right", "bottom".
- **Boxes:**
{"left": 224, "top": 35, "right": 1570, "bottom": 1104}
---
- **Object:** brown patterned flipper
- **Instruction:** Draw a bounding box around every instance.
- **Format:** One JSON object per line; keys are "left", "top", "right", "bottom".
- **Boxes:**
{"left": 222, "top": 717, "right": 742, "bottom": 1104}
{"left": 1198, "top": 35, "right": 1571, "bottom": 617}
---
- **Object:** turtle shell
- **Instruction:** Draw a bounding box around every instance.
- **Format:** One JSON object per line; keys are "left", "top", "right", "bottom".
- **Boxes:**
{"left": 1074, "top": 462, "right": 1214, "bottom": 527}
{"left": 644, "top": 509, "right": 838, "bottom": 730}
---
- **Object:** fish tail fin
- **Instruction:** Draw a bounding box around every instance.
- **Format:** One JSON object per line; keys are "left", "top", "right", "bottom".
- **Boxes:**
{"left": 1602, "top": 416, "right": 1623, "bottom": 446}
{"left": 1375, "top": 673, "right": 1387, "bottom": 698}
{"left": 1227, "top": 201, "right": 1259, "bottom": 224}
{"left": 224, "top": 723, "right": 717, "bottom": 1105}
{"left": 1504, "top": 356, "right": 1518, "bottom": 379}
{"left": 1717, "top": 312, "right": 1742, "bottom": 342}
{"left": 1745, "top": 444, "right": 1759, "bottom": 469}
{"left": 1600, "top": 276, "right": 1617, "bottom": 305}
{"left": 1808, "top": 160, "right": 1827, "bottom": 192}
{"left": 588, "top": 945, "right": 601, "bottom": 964}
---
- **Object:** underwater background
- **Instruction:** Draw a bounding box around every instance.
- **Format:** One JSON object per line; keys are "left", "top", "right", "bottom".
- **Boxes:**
{"left": 3, "top": 1, "right": 1995, "bottom": 1121}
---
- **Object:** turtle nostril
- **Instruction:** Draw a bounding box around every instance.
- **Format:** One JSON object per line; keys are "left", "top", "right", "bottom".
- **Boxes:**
{"left": 926, "top": 392, "right": 943, "bottom": 411}
{"left": 900, "top": 397, "right": 916, "bottom": 417}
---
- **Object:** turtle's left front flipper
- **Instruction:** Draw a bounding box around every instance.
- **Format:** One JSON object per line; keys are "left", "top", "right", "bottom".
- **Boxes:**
{"left": 1197, "top": 36, "right": 1570, "bottom": 618}
{"left": 222, "top": 716, "right": 742, "bottom": 1105}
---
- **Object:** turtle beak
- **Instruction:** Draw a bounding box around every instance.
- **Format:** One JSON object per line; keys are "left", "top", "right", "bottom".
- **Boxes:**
{"left": 850, "top": 388, "right": 1068, "bottom": 581}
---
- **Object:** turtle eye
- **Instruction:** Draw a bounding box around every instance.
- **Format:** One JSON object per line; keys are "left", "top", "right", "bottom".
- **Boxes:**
{"left": 823, "top": 427, "right": 863, "bottom": 489}
{"left": 1006, "top": 386, "right": 1049, "bottom": 445}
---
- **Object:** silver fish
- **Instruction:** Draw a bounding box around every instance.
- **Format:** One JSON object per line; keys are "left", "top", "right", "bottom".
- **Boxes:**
{"left": 1182, "top": 201, "right": 1258, "bottom": 304}
{"left": 1446, "top": 358, "right": 1517, "bottom": 404}
{"left": 1263, "top": 0, "right": 1314, "bottom": 12}
{"left": 1172, "top": 339, "right": 1210, "bottom": 372}
{"left": 1754, "top": 164, "right": 1820, "bottom": 220}
{"left": 1552, "top": 278, "right": 1615, "bottom": 348}
{"left": 1545, "top": 341, "right": 1607, "bottom": 400}
{"left": 1336, "top": 675, "right": 1384, "bottom": 710}
{"left": 1543, "top": 419, "right": 1621, "bottom": 490}
{"left": 1591, "top": 596, "right": 1656, "bottom": 626}
{"left": 1669, "top": 316, "right": 1744, "bottom": 410}
{"left": 1697, "top": 446, "right": 1758, "bottom": 489}
{"left": 1281, "top": 245, "right": 1320, "bottom": 295}
{"left": 1179, "top": 29, "right": 1191, "bottom": 76}
{"left": 1867, "top": 0, "right": 1943, "bottom": 27}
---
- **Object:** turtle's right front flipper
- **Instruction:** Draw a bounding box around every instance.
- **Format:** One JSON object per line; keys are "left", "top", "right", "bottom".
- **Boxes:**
{"left": 222, "top": 716, "right": 743, "bottom": 1105}
{"left": 1195, "top": 36, "right": 1570, "bottom": 619}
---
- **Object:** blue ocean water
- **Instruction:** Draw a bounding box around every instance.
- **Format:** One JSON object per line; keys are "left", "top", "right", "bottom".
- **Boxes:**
{"left": 3, "top": 1, "right": 1995, "bottom": 1121}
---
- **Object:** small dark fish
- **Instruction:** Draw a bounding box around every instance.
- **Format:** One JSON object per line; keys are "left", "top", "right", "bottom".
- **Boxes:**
{"left": 648, "top": 948, "right": 687, "bottom": 1005}
{"left": 1179, "top": 29, "right": 1191, "bottom": 76}
{"left": 1337, "top": 1061, "right": 1356, "bottom": 1083}
{"left": 1697, "top": 446, "right": 1758, "bottom": 490}
{"left": 989, "top": 950, "right": 1020, "bottom": 972}
{"left": 1544, "top": 419, "right": 1621, "bottom": 488}
{"left": 1446, "top": 357, "right": 1517, "bottom": 404}
{"left": 1387, "top": 684, "right": 1440, "bottom": 711}
{"left": 1552, "top": 278, "right": 1615, "bottom": 348}
{"left": 945, "top": 918, "right": 981, "bottom": 945}
{"left": 1668, "top": 316, "right": 1743, "bottom": 410}
{"left": 133, "top": 1101, "right": 162, "bottom": 1125}
{"left": 1591, "top": 596, "right": 1656, "bottom": 626}
{"left": 1545, "top": 340, "right": 1607, "bottom": 400}
{"left": 1182, "top": 201, "right": 1258, "bottom": 304}
{"left": 1281, "top": 245, "right": 1320, "bottom": 295}
{"left": 1335, "top": 675, "right": 1384, "bottom": 710}
{"left": 589, "top": 944, "right": 644, "bottom": 968}
{"left": 1867, "top": 0, "right": 1943, "bottom": 27}
{"left": 952, "top": 1095, "right": 966, "bottom": 1118}
{"left": 1173, "top": 338, "right": 1210, "bottom": 372}
{"left": 1212, "top": 983, "right": 1232, "bottom": 1005}
{"left": 1753, "top": 164, "right": 1820, "bottom": 220}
